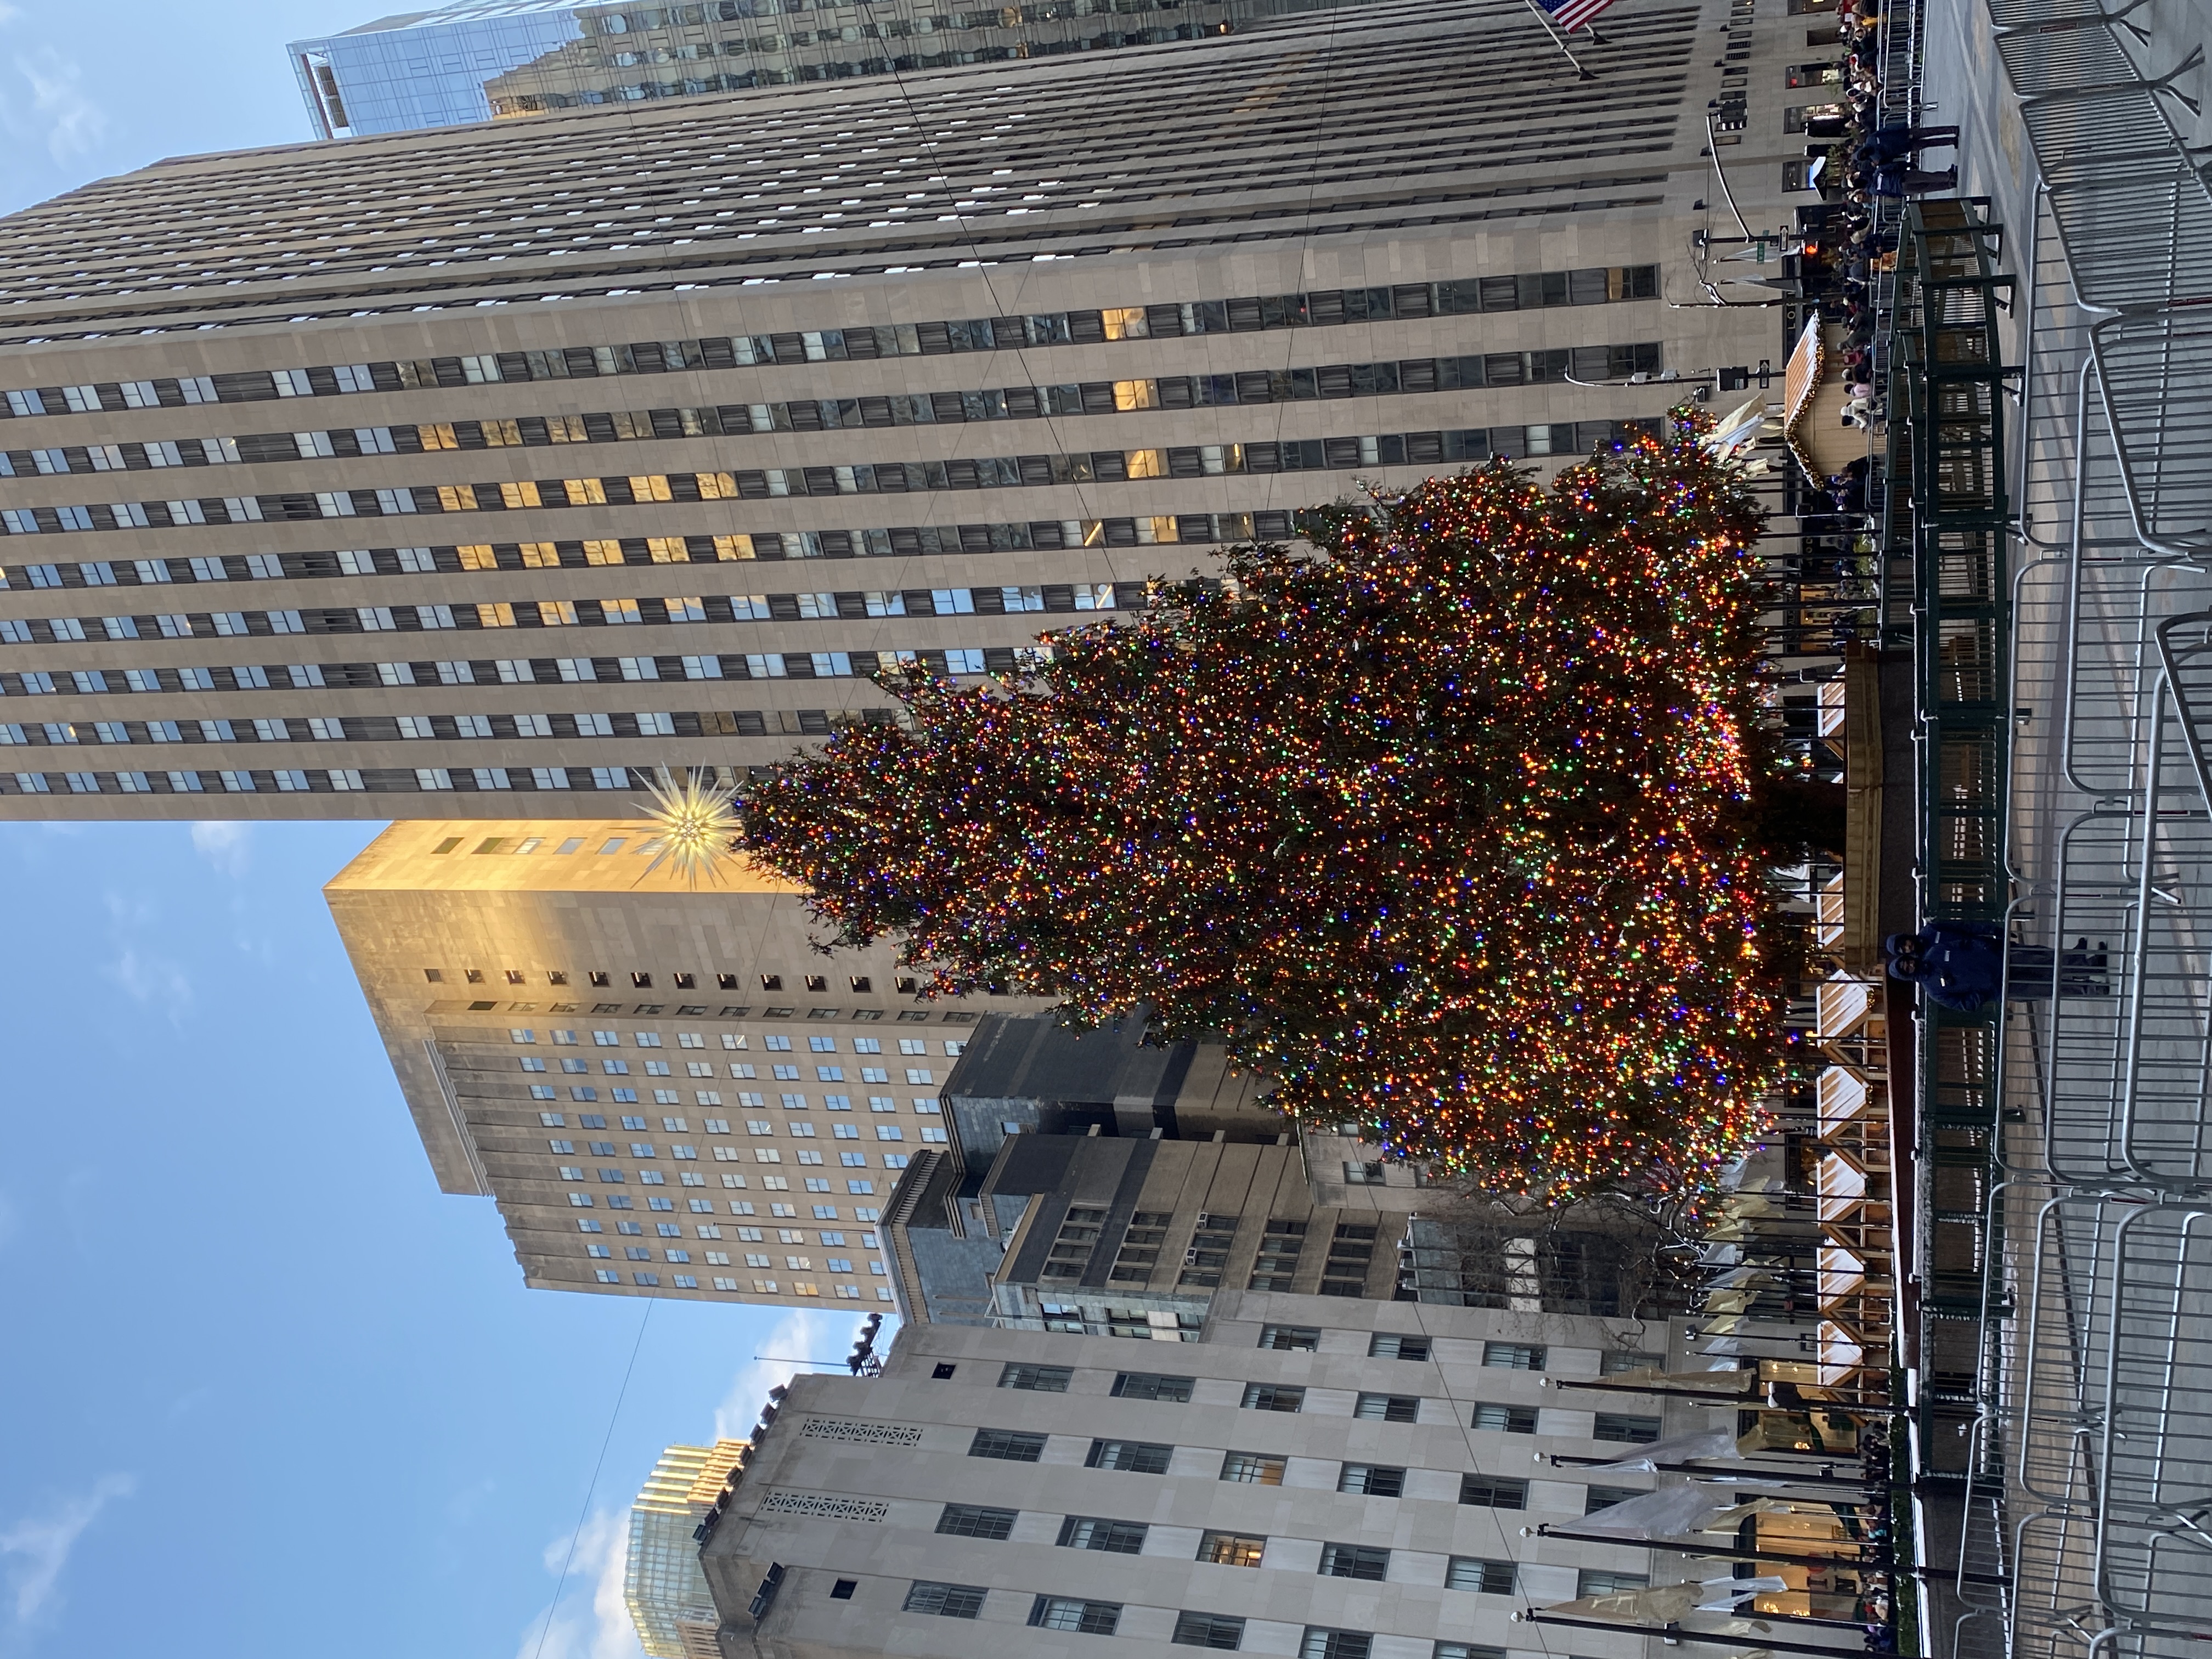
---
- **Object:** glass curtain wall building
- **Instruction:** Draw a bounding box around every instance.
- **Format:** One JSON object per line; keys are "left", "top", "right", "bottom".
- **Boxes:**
{"left": 626, "top": 1440, "right": 751, "bottom": 1658}
{"left": 287, "top": 0, "right": 1282, "bottom": 138}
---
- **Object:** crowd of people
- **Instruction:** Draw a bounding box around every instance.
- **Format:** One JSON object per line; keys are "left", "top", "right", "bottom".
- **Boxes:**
{"left": 1788, "top": 0, "right": 1958, "bottom": 565}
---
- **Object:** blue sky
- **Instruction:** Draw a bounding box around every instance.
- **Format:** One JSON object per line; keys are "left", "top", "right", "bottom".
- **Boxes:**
{"left": 0, "top": 820, "right": 862, "bottom": 1659}
{"left": 0, "top": 8, "right": 864, "bottom": 1653}
{"left": 0, "top": 0, "right": 364, "bottom": 218}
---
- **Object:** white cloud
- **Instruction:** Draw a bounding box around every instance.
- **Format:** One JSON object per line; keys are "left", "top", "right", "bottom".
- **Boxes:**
{"left": 713, "top": 1308, "right": 873, "bottom": 1442}
{"left": 105, "top": 944, "right": 193, "bottom": 1009}
{"left": 7, "top": 46, "right": 105, "bottom": 166}
{"left": 0, "top": 1475, "right": 134, "bottom": 1627}
{"left": 187, "top": 821, "right": 252, "bottom": 877}
{"left": 517, "top": 1508, "right": 644, "bottom": 1659}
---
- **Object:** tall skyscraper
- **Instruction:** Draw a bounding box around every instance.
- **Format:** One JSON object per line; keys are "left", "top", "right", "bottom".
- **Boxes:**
{"left": 692, "top": 1293, "right": 1725, "bottom": 1658}
{"left": 1, "top": 0, "right": 1797, "bottom": 820}
{"left": 627, "top": 1439, "right": 752, "bottom": 1659}
{"left": 325, "top": 814, "right": 1034, "bottom": 1305}
{"left": 287, "top": 0, "right": 1299, "bottom": 140}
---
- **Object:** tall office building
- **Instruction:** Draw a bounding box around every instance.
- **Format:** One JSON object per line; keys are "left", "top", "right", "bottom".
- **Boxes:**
{"left": 628, "top": 1439, "right": 752, "bottom": 1659}
{"left": 325, "top": 814, "right": 1037, "bottom": 1305}
{"left": 287, "top": 0, "right": 1305, "bottom": 140}
{"left": 692, "top": 1296, "right": 1735, "bottom": 1659}
{"left": 1, "top": 0, "right": 1799, "bottom": 820}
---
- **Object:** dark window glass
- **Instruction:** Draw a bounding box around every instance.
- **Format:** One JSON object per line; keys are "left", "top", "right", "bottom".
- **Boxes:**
{"left": 936, "top": 1504, "right": 1017, "bottom": 1540}
{"left": 1585, "top": 1485, "right": 1645, "bottom": 1514}
{"left": 1111, "top": 1371, "right": 1194, "bottom": 1402}
{"left": 1353, "top": 1392, "right": 1418, "bottom": 1423}
{"left": 1087, "top": 1439, "right": 1174, "bottom": 1474}
{"left": 1174, "top": 1612, "right": 1248, "bottom": 1650}
{"left": 1471, "top": 1403, "right": 1539, "bottom": 1435}
{"left": 1319, "top": 1543, "right": 1390, "bottom": 1581}
{"left": 1241, "top": 1384, "right": 1305, "bottom": 1413}
{"left": 905, "top": 1582, "right": 987, "bottom": 1618}
{"left": 998, "top": 1362, "right": 1073, "bottom": 1392}
{"left": 1259, "top": 1324, "right": 1320, "bottom": 1351}
{"left": 1338, "top": 1464, "right": 1406, "bottom": 1498}
{"left": 1593, "top": 1413, "right": 1662, "bottom": 1444}
{"left": 968, "top": 1427, "right": 1047, "bottom": 1462}
{"left": 1368, "top": 1334, "right": 1431, "bottom": 1361}
{"left": 1459, "top": 1475, "right": 1530, "bottom": 1510}
{"left": 1029, "top": 1596, "right": 1122, "bottom": 1635}
{"left": 1302, "top": 1628, "right": 1374, "bottom": 1659}
{"left": 1447, "top": 1559, "right": 1517, "bottom": 1594}
{"left": 1058, "top": 1516, "right": 1149, "bottom": 1554}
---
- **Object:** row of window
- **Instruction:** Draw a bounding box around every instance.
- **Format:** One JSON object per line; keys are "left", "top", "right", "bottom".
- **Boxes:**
{"left": 2, "top": 711, "right": 772, "bottom": 750}
{"left": 0, "top": 421, "right": 1651, "bottom": 540}
{"left": 575, "top": 1201, "right": 882, "bottom": 1227}
{"left": 537, "top": 1090, "right": 937, "bottom": 1115}
{"left": 0, "top": 580, "right": 1130, "bottom": 650}
{"left": 0, "top": 762, "right": 678, "bottom": 798}
{"left": 587, "top": 1264, "right": 890, "bottom": 1297}
{"left": 998, "top": 1353, "right": 1665, "bottom": 1429}
{"left": 0, "top": 267, "right": 1664, "bottom": 421}
{"left": 512, "top": 1026, "right": 961, "bottom": 1056}
{"left": 907, "top": 1571, "right": 1646, "bottom": 1628}
{"left": 901, "top": 1579, "right": 1521, "bottom": 1657}
{"left": 0, "top": 524, "right": 1232, "bottom": 599}
{"left": 565, "top": 1172, "right": 891, "bottom": 1200}
{"left": 0, "top": 343, "right": 1666, "bottom": 482}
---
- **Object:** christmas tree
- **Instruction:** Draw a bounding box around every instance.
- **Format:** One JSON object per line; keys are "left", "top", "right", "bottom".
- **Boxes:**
{"left": 739, "top": 415, "right": 1791, "bottom": 1200}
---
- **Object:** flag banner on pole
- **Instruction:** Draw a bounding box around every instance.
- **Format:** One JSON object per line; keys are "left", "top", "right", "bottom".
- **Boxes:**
{"left": 1538, "top": 0, "right": 1619, "bottom": 30}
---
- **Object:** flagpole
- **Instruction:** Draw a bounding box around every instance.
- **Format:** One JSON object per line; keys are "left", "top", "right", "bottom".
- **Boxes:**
{"left": 1516, "top": 1613, "right": 1875, "bottom": 1656}
{"left": 1519, "top": 0, "right": 1598, "bottom": 78}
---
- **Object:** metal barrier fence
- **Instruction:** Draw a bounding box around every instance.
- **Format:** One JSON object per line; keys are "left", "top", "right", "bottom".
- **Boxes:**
{"left": 1938, "top": 5, "right": 2212, "bottom": 1659}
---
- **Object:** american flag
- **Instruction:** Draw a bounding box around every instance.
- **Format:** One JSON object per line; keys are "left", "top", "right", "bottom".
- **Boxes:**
{"left": 1537, "top": 0, "right": 1619, "bottom": 31}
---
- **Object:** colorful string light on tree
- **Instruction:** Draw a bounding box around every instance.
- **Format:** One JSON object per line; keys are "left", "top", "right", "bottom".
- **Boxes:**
{"left": 738, "top": 413, "right": 1791, "bottom": 1202}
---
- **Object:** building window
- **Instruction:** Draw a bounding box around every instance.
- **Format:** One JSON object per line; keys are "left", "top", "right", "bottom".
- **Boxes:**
{"left": 968, "top": 1427, "right": 1047, "bottom": 1463}
{"left": 1585, "top": 1485, "right": 1645, "bottom": 1514}
{"left": 935, "top": 1504, "right": 1017, "bottom": 1541}
{"left": 1111, "top": 1372, "right": 1194, "bottom": 1402}
{"left": 1318, "top": 1543, "right": 1390, "bottom": 1581}
{"left": 998, "top": 1363, "right": 1073, "bottom": 1393}
{"left": 904, "top": 1582, "right": 986, "bottom": 1619}
{"left": 1337, "top": 1464, "right": 1406, "bottom": 1498}
{"left": 1240, "top": 1384, "right": 1305, "bottom": 1414}
{"left": 1218, "top": 1451, "right": 1285, "bottom": 1486}
{"left": 1258, "top": 1323, "right": 1320, "bottom": 1352}
{"left": 1353, "top": 1392, "right": 1419, "bottom": 1423}
{"left": 1368, "top": 1334, "right": 1431, "bottom": 1361}
{"left": 1482, "top": 1342, "right": 1545, "bottom": 1371}
{"left": 1447, "top": 1559, "right": 1517, "bottom": 1595}
{"left": 1458, "top": 1475, "right": 1529, "bottom": 1510}
{"left": 1472, "top": 1404, "right": 1539, "bottom": 1435}
{"left": 1577, "top": 1570, "right": 1650, "bottom": 1596}
{"left": 1601, "top": 1349, "right": 1664, "bottom": 1375}
{"left": 1086, "top": 1439, "right": 1173, "bottom": 1474}
{"left": 1030, "top": 1597, "right": 1122, "bottom": 1635}
{"left": 1173, "top": 1612, "right": 1248, "bottom": 1650}
{"left": 1437, "top": 1646, "right": 1507, "bottom": 1659}
{"left": 1057, "top": 1516, "right": 1148, "bottom": 1555}
{"left": 830, "top": 1579, "right": 857, "bottom": 1601}
{"left": 1593, "top": 1413, "right": 1662, "bottom": 1444}
{"left": 1301, "top": 1629, "right": 1373, "bottom": 1659}
{"left": 1197, "top": 1531, "right": 1266, "bottom": 1568}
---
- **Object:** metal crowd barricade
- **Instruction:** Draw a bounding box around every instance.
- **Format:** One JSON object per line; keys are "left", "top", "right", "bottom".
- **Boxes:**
{"left": 1947, "top": 4, "right": 2212, "bottom": 1659}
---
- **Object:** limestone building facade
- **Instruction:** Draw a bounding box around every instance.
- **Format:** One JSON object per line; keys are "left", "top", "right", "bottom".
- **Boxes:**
{"left": 694, "top": 1294, "right": 1702, "bottom": 1659}
{"left": 3, "top": 0, "right": 1805, "bottom": 819}
{"left": 325, "top": 814, "right": 1033, "bottom": 1305}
